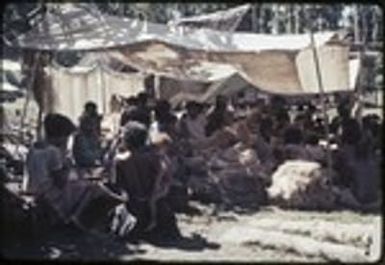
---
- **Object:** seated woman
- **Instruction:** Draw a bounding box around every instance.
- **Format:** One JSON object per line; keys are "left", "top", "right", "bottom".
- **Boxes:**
{"left": 25, "top": 114, "right": 126, "bottom": 230}
{"left": 72, "top": 116, "right": 103, "bottom": 173}
{"left": 115, "top": 121, "right": 181, "bottom": 241}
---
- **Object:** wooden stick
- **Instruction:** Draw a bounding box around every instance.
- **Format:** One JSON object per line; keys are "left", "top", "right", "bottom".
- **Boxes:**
{"left": 309, "top": 28, "right": 333, "bottom": 180}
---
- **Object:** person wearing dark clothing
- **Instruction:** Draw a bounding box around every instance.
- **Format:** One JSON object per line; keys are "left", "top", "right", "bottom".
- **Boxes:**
{"left": 79, "top": 101, "right": 102, "bottom": 136}
{"left": 205, "top": 95, "right": 234, "bottom": 137}
{"left": 282, "top": 125, "right": 306, "bottom": 160}
{"left": 259, "top": 115, "right": 274, "bottom": 143}
{"left": 120, "top": 94, "right": 151, "bottom": 128}
{"left": 73, "top": 116, "right": 103, "bottom": 168}
{"left": 283, "top": 125, "right": 303, "bottom": 145}
{"left": 120, "top": 97, "right": 138, "bottom": 127}
{"left": 330, "top": 102, "right": 361, "bottom": 146}
{"left": 115, "top": 121, "right": 181, "bottom": 241}
{"left": 151, "top": 100, "right": 178, "bottom": 139}
{"left": 26, "top": 113, "right": 126, "bottom": 230}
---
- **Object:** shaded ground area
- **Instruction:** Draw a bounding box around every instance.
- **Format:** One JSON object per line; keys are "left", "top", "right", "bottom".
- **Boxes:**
{"left": 2, "top": 203, "right": 381, "bottom": 262}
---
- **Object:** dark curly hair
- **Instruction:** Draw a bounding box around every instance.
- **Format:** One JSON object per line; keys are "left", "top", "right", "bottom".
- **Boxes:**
{"left": 44, "top": 113, "right": 76, "bottom": 138}
{"left": 122, "top": 121, "right": 148, "bottom": 150}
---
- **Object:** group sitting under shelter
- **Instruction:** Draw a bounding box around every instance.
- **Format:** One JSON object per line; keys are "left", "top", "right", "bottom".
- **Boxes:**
{"left": 3, "top": 90, "right": 382, "bottom": 241}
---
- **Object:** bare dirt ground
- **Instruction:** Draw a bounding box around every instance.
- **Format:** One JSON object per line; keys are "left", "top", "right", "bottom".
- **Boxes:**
{"left": 2, "top": 203, "right": 382, "bottom": 262}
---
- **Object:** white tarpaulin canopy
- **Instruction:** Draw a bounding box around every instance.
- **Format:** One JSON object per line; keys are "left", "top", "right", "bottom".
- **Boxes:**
{"left": 10, "top": 3, "right": 355, "bottom": 98}
{"left": 43, "top": 53, "right": 146, "bottom": 122}
{"left": 170, "top": 4, "right": 251, "bottom": 31}
{"left": 12, "top": 4, "right": 337, "bottom": 52}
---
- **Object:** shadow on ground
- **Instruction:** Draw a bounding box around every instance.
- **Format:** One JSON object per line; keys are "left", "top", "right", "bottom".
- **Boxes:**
{"left": 141, "top": 232, "right": 221, "bottom": 251}
{"left": 2, "top": 222, "right": 220, "bottom": 261}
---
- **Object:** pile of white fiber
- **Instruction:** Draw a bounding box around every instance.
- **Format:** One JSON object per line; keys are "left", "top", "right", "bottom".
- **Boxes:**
{"left": 267, "top": 160, "right": 336, "bottom": 210}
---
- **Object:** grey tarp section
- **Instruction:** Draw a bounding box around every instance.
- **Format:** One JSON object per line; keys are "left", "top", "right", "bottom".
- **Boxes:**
{"left": 10, "top": 4, "right": 355, "bottom": 98}
{"left": 40, "top": 53, "right": 146, "bottom": 122}
{"left": 170, "top": 4, "right": 251, "bottom": 32}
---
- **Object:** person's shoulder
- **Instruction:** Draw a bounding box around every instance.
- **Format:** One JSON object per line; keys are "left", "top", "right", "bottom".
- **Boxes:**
{"left": 139, "top": 148, "right": 160, "bottom": 161}
{"left": 180, "top": 113, "right": 188, "bottom": 121}
{"left": 115, "top": 151, "right": 133, "bottom": 166}
{"left": 29, "top": 142, "right": 60, "bottom": 159}
{"left": 45, "top": 144, "right": 62, "bottom": 155}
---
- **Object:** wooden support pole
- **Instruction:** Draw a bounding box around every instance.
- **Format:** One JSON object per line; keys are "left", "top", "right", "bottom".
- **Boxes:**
{"left": 154, "top": 74, "right": 160, "bottom": 99}
{"left": 251, "top": 4, "right": 257, "bottom": 33}
{"left": 354, "top": 5, "right": 360, "bottom": 43}
{"left": 19, "top": 52, "right": 41, "bottom": 144}
{"left": 309, "top": 30, "right": 333, "bottom": 180}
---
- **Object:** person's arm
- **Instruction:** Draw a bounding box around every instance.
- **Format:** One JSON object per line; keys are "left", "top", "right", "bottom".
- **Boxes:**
{"left": 149, "top": 155, "right": 166, "bottom": 199}
{"left": 48, "top": 148, "right": 68, "bottom": 189}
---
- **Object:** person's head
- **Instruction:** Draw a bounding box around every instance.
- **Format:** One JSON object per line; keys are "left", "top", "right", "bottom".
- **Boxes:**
{"left": 126, "top": 96, "right": 138, "bottom": 107}
{"left": 44, "top": 113, "right": 76, "bottom": 147}
{"left": 297, "top": 104, "right": 305, "bottom": 112}
{"left": 362, "top": 114, "right": 380, "bottom": 134}
{"left": 186, "top": 101, "right": 202, "bottom": 119}
{"left": 84, "top": 101, "right": 98, "bottom": 115}
{"left": 215, "top": 95, "right": 227, "bottom": 111}
{"left": 137, "top": 92, "right": 148, "bottom": 107}
{"left": 271, "top": 96, "right": 286, "bottom": 108}
{"left": 337, "top": 98, "right": 351, "bottom": 118}
{"left": 122, "top": 121, "right": 148, "bottom": 151}
{"left": 307, "top": 103, "right": 316, "bottom": 114}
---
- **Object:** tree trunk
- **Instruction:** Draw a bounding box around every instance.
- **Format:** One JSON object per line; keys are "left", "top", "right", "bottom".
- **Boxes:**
{"left": 370, "top": 8, "right": 376, "bottom": 43}
{"left": 287, "top": 6, "right": 292, "bottom": 33}
{"left": 294, "top": 5, "right": 300, "bottom": 34}
{"left": 259, "top": 5, "right": 265, "bottom": 33}
{"left": 251, "top": 4, "right": 257, "bottom": 33}
{"left": 273, "top": 4, "right": 280, "bottom": 34}
{"left": 354, "top": 5, "right": 360, "bottom": 43}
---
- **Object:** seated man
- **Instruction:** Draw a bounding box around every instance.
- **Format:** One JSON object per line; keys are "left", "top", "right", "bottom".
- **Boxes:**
{"left": 25, "top": 114, "right": 126, "bottom": 230}
{"left": 120, "top": 93, "right": 151, "bottom": 128}
{"left": 150, "top": 99, "right": 178, "bottom": 140}
{"left": 179, "top": 101, "right": 207, "bottom": 141}
{"left": 205, "top": 95, "right": 234, "bottom": 137}
{"left": 115, "top": 121, "right": 181, "bottom": 241}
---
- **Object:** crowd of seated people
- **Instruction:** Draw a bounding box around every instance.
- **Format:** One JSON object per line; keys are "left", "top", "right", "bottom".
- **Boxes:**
{"left": 21, "top": 91, "right": 382, "bottom": 241}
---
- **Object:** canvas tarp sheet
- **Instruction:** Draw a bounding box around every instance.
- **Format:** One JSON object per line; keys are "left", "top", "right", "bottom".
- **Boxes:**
{"left": 114, "top": 40, "right": 351, "bottom": 96}
{"left": 11, "top": 4, "right": 354, "bottom": 96}
{"left": 12, "top": 4, "right": 338, "bottom": 52}
{"left": 170, "top": 4, "right": 251, "bottom": 32}
{"left": 156, "top": 73, "right": 253, "bottom": 105}
{"left": 46, "top": 63, "right": 145, "bottom": 123}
